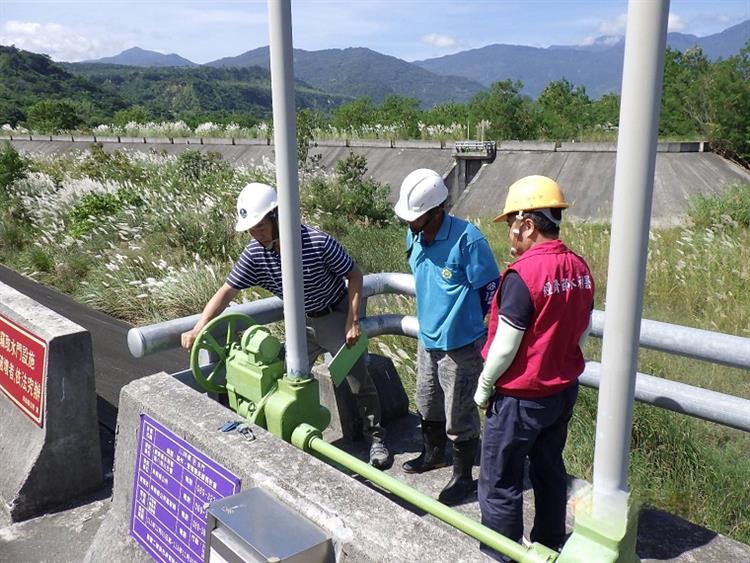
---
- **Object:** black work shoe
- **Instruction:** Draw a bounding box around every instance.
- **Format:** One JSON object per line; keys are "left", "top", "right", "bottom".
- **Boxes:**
{"left": 437, "top": 437, "right": 478, "bottom": 505}
{"left": 369, "top": 441, "right": 390, "bottom": 469}
{"left": 401, "top": 447, "right": 448, "bottom": 474}
{"left": 402, "top": 418, "right": 448, "bottom": 473}
{"left": 437, "top": 475, "right": 475, "bottom": 505}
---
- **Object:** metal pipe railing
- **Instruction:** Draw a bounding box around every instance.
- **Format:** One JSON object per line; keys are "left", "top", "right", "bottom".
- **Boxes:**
{"left": 129, "top": 273, "right": 750, "bottom": 432}
{"left": 127, "top": 273, "right": 416, "bottom": 358}
{"left": 129, "top": 272, "right": 750, "bottom": 369}
{"left": 359, "top": 314, "right": 750, "bottom": 433}
{"left": 580, "top": 361, "right": 750, "bottom": 432}
{"left": 591, "top": 310, "right": 750, "bottom": 370}
{"left": 293, "top": 424, "right": 557, "bottom": 563}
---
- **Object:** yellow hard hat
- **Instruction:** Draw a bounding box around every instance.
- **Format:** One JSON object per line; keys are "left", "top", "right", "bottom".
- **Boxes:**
{"left": 493, "top": 175, "right": 569, "bottom": 223}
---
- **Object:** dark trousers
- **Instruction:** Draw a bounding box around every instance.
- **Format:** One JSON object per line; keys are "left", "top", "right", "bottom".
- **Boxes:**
{"left": 478, "top": 383, "right": 579, "bottom": 561}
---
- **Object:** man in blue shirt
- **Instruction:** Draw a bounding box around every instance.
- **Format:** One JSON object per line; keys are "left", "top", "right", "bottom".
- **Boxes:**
{"left": 182, "top": 182, "right": 389, "bottom": 468}
{"left": 394, "top": 169, "right": 499, "bottom": 504}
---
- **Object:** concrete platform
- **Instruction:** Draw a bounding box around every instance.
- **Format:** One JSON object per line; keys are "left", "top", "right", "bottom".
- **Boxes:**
{"left": 0, "top": 376, "right": 750, "bottom": 563}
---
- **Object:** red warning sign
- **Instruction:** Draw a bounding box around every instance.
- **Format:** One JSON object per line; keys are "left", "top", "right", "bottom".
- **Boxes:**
{"left": 0, "top": 313, "right": 47, "bottom": 426}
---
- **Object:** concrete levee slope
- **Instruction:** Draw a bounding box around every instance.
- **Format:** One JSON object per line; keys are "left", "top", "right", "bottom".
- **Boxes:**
{"left": 9, "top": 138, "right": 452, "bottom": 202}
{"left": 452, "top": 151, "right": 750, "bottom": 224}
{"left": 0, "top": 282, "right": 102, "bottom": 521}
{"left": 308, "top": 144, "right": 452, "bottom": 201}
{"left": 86, "top": 372, "right": 489, "bottom": 562}
{"left": 8, "top": 138, "right": 750, "bottom": 224}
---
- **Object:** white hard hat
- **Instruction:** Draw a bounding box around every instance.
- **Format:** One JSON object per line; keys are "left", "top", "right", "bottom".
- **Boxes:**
{"left": 235, "top": 182, "right": 278, "bottom": 232}
{"left": 394, "top": 169, "right": 449, "bottom": 222}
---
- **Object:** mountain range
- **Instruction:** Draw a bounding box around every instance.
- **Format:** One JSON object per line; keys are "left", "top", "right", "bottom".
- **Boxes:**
{"left": 83, "top": 46, "right": 198, "bottom": 68}
{"left": 83, "top": 20, "right": 749, "bottom": 100}
{"left": 415, "top": 20, "right": 749, "bottom": 98}
{"left": 206, "top": 47, "right": 484, "bottom": 107}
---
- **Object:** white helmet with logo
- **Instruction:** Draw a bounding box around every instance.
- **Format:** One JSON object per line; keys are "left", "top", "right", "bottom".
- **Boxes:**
{"left": 394, "top": 168, "right": 449, "bottom": 222}
{"left": 235, "top": 182, "right": 278, "bottom": 232}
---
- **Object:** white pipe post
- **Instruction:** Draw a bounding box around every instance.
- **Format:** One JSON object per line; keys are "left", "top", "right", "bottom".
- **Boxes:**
{"left": 592, "top": 0, "right": 670, "bottom": 521}
{"left": 267, "top": 0, "right": 309, "bottom": 379}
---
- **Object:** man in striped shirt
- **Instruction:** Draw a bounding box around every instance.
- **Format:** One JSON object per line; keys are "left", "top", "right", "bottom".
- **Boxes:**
{"left": 181, "top": 182, "right": 388, "bottom": 468}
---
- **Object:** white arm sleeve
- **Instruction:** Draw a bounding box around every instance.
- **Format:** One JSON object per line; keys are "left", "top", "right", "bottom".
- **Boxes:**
{"left": 474, "top": 317, "right": 524, "bottom": 407}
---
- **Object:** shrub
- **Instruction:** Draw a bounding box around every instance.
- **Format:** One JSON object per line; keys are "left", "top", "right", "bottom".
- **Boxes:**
{"left": 176, "top": 149, "right": 227, "bottom": 183}
{"left": 67, "top": 187, "right": 143, "bottom": 237}
{"left": 301, "top": 152, "right": 392, "bottom": 225}
{"left": 688, "top": 183, "right": 750, "bottom": 229}
{"left": 77, "top": 143, "right": 146, "bottom": 183}
{"left": 0, "top": 141, "right": 28, "bottom": 191}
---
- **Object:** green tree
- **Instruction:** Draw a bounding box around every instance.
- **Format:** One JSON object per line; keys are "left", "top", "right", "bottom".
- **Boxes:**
{"left": 537, "top": 78, "right": 592, "bottom": 139}
{"left": 422, "top": 102, "right": 469, "bottom": 127}
{"left": 113, "top": 105, "right": 152, "bottom": 126}
{"left": 468, "top": 80, "right": 536, "bottom": 140}
{"left": 26, "top": 99, "right": 85, "bottom": 132}
{"left": 0, "top": 101, "right": 25, "bottom": 127}
{"left": 704, "top": 43, "right": 750, "bottom": 163}
{"left": 375, "top": 95, "right": 421, "bottom": 137}
{"left": 331, "top": 97, "right": 377, "bottom": 131}
{"left": 660, "top": 47, "right": 710, "bottom": 137}
{"left": 588, "top": 93, "right": 620, "bottom": 130}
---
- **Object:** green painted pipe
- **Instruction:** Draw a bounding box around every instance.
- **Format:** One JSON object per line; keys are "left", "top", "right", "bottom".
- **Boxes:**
{"left": 292, "top": 424, "right": 557, "bottom": 563}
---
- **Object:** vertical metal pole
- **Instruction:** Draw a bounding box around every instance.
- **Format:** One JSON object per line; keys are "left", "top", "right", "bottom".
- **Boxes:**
{"left": 592, "top": 0, "right": 670, "bottom": 520}
{"left": 267, "top": 0, "right": 309, "bottom": 379}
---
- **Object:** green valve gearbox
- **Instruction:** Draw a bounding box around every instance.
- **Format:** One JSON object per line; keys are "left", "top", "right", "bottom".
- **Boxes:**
{"left": 190, "top": 312, "right": 330, "bottom": 440}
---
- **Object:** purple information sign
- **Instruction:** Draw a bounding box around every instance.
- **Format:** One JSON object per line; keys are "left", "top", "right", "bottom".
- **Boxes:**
{"left": 130, "top": 414, "right": 241, "bottom": 563}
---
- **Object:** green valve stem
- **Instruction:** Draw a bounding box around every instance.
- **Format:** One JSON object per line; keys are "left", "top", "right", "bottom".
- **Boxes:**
{"left": 291, "top": 424, "right": 558, "bottom": 563}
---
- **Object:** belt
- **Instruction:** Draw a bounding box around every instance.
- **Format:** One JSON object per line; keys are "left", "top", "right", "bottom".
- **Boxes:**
{"left": 306, "top": 292, "right": 346, "bottom": 318}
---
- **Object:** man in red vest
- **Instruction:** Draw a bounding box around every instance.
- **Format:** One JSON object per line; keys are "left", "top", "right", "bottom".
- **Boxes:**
{"left": 473, "top": 175, "right": 595, "bottom": 560}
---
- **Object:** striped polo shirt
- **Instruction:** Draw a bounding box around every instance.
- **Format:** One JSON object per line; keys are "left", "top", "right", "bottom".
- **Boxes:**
{"left": 226, "top": 224, "right": 352, "bottom": 314}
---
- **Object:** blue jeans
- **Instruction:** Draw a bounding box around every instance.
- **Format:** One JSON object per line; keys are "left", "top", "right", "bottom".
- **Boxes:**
{"left": 478, "top": 383, "right": 579, "bottom": 561}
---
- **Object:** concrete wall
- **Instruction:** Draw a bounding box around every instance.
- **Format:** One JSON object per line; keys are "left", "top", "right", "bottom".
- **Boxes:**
{"left": 86, "top": 372, "right": 488, "bottom": 562}
{"left": 0, "top": 282, "right": 101, "bottom": 521}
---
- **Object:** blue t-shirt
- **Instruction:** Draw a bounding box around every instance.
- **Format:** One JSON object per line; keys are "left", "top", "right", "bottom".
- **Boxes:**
{"left": 407, "top": 213, "right": 500, "bottom": 351}
{"left": 226, "top": 224, "right": 352, "bottom": 314}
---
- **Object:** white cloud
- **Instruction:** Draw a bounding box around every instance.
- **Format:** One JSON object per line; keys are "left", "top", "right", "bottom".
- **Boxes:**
{"left": 0, "top": 20, "right": 103, "bottom": 61}
{"left": 420, "top": 33, "right": 459, "bottom": 48}
{"left": 586, "top": 11, "right": 688, "bottom": 42}
{"left": 668, "top": 13, "right": 686, "bottom": 32}
{"left": 580, "top": 34, "right": 622, "bottom": 47}
{"left": 598, "top": 13, "right": 628, "bottom": 36}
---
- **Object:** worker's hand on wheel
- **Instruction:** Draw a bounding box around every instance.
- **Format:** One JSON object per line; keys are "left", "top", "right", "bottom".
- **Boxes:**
{"left": 180, "top": 329, "right": 198, "bottom": 351}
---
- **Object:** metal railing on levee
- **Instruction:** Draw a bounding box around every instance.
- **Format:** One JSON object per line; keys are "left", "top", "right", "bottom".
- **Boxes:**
{"left": 454, "top": 140, "right": 497, "bottom": 157}
{"left": 128, "top": 272, "right": 750, "bottom": 433}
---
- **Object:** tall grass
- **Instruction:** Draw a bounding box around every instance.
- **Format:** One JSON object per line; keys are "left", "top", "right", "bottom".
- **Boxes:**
{"left": 1, "top": 143, "right": 748, "bottom": 543}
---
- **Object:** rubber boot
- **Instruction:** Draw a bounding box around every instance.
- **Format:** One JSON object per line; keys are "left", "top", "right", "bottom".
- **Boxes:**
{"left": 438, "top": 438, "right": 478, "bottom": 505}
{"left": 402, "top": 419, "right": 448, "bottom": 474}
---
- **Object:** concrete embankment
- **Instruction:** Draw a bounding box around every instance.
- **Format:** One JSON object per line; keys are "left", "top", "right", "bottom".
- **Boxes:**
{"left": 7, "top": 137, "right": 750, "bottom": 224}
{"left": 0, "top": 281, "right": 101, "bottom": 522}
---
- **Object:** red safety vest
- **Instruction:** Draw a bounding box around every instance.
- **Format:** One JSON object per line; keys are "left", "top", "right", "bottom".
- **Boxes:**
{"left": 482, "top": 240, "right": 594, "bottom": 398}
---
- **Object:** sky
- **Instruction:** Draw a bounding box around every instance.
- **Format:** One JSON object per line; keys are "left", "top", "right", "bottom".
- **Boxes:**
{"left": 0, "top": 0, "right": 748, "bottom": 64}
